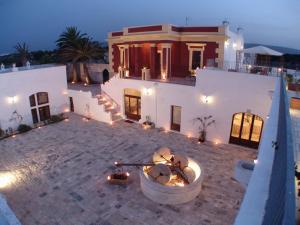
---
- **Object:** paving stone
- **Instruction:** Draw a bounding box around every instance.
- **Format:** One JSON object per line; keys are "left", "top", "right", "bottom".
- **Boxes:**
{"left": 0, "top": 113, "right": 256, "bottom": 225}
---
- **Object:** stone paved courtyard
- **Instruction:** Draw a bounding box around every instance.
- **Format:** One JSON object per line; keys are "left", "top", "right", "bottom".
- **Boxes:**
{"left": 0, "top": 114, "right": 256, "bottom": 225}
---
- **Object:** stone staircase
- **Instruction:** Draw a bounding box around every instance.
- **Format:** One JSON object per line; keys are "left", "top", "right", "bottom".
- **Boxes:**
{"left": 95, "top": 93, "right": 122, "bottom": 122}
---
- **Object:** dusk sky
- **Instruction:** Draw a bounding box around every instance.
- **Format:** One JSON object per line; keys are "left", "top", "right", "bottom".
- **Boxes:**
{"left": 0, "top": 0, "right": 299, "bottom": 54}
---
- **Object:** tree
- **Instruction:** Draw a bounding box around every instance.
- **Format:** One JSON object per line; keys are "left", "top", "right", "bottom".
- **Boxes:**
{"left": 14, "top": 42, "right": 29, "bottom": 66}
{"left": 56, "top": 27, "right": 104, "bottom": 83}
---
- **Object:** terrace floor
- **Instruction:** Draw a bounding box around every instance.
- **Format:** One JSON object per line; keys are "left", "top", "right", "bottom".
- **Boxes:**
{"left": 0, "top": 114, "right": 256, "bottom": 225}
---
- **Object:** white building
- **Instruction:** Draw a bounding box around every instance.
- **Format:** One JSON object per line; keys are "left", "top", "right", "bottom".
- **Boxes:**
{"left": 0, "top": 65, "right": 68, "bottom": 131}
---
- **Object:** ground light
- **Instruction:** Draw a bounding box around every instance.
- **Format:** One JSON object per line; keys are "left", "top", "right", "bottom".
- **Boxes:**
{"left": 0, "top": 172, "right": 16, "bottom": 189}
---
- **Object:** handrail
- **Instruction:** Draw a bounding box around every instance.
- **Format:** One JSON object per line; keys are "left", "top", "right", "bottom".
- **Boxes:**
{"left": 101, "top": 90, "right": 120, "bottom": 111}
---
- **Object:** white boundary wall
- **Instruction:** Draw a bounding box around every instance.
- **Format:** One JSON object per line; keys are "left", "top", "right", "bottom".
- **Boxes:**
{"left": 102, "top": 69, "right": 277, "bottom": 143}
{"left": 68, "top": 90, "right": 111, "bottom": 122}
{"left": 0, "top": 65, "right": 68, "bottom": 130}
{"left": 234, "top": 77, "right": 281, "bottom": 224}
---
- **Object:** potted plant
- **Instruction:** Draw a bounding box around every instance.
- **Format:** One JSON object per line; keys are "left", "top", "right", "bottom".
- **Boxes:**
{"left": 195, "top": 115, "right": 215, "bottom": 143}
{"left": 142, "top": 116, "right": 155, "bottom": 129}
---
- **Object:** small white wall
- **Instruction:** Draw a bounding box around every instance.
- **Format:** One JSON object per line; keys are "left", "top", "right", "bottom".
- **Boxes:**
{"left": 102, "top": 69, "right": 276, "bottom": 144}
{"left": 0, "top": 65, "right": 68, "bottom": 130}
{"left": 68, "top": 90, "right": 111, "bottom": 123}
{"left": 224, "top": 29, "right": 244, "bottom": 69}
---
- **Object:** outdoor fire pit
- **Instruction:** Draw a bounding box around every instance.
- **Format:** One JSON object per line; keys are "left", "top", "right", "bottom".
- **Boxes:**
{"left": 113, "top": 147, "right": 203, "bottom": 204}
{"left": 140, "top": 148, "right": 203, "bottom": 204}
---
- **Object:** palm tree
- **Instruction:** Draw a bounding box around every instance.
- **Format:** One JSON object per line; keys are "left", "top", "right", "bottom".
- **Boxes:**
{"left": 56, "top": 27, "right": 104, "bottom": 84}
{"left": 14, "top": 42, "right": 29, "bottom": 66}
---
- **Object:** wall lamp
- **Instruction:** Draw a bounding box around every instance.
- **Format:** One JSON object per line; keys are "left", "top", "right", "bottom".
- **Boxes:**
{"left": 202, "top": 95, "right": 212, "bottom": 104}
{"left": 7, "top": 96, "right": 18, "bottom": 104}
{"left": 143, "top": 88, "right": 153, "bottom": 96}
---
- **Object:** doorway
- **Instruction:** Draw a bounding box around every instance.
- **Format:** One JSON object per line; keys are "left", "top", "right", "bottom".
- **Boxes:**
{"left": 69, "top": 97, "right": 74, "bottom": 112}
{"left": 170, "top": 105, "right": 181, "bottom": 132}
{"left": 103, "top": 69, "right": 109, "bottom": 84}
{"left": 124, "top": 88, "right": 141, "bottom": 121}
{"left": 229, "top": 112, "right": 264, "bottom": 149}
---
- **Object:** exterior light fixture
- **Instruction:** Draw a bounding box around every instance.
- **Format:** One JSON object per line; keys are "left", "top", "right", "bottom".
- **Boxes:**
{"left": 84, "top": 83, "right": 87, "bottom": 86}
{"left": 161, "top": 72, "right": 167, "bottom": 80}
{"left": 12, "top": 135, "right": 16, "bottom": 138}
{"left": 64, "top": 108, "right": 70, "bottom": 113}
{"left": 7, "top": 96, "right": 18, "bottom": 104}
{"left": 126, "top": 172, "right": 130, "bottom": 177}
{"left": 71, "top": 81, "right": 75, "bottom": 84}
{"left": 225, "top": 40, "right": 229, "bottom": 48}
{"left": 64, "top": 118, "right": 69, "bottom": 122}
{"left": 202, "top": 95, "right": 211, "bottom": 104}
{"left": 254, "top": 159, "right": 258, "bottom": 164}
{"left": 62, "top": 90, "right": 68, "bottom": 95}
{"left": 215, "top": 140, "right": 219, "bottom": 145}
{"left": 187, "top": 133, "right": 192, "bottom": 138}
{"left": 278, "top": 68, "right": 282, "bottom": 73}
{"left": 143, "top": 88, "right": 152, "bottom": 96}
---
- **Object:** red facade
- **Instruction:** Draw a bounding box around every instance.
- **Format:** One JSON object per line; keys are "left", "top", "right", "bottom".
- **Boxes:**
{"left": 110, "top": 25, "right": 221, "bottom": 79}
{"left": 112, "top": 41, "right": 218, "bottom": 78}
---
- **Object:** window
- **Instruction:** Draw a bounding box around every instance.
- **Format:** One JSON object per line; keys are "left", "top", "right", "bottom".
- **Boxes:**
{"left": 171, "top": 105, "right": 181, "bottom": 132}
{"left": 29, "top": 94, "right": 36, "bottom": 107}
{"left": 187, "top": 43, "right": 206, "bottom": 72}
{"left": 29, "top": 92, "right": 50, "bottom": 123}
{"left": 31, "top": 109, "right": 38, "bottom": 124}
{"left": 192, "top": 51, "right": 201, "bottom": 70}
{"left": 39, "top": 106, "right": 51, "bottom": 121}
{"left": 37, "top": 92, "right": 49, "bottom": 105}
{"left": 69, "top": 97, "right": 74, "bottom": 112}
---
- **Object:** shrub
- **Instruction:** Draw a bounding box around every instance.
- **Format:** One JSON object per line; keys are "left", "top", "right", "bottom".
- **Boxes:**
{"left": 0, "top": 128, "right": 4, "bottom": 137}
{"left": 17, "top": 124, "right": 32, "bottom": 133}
{"left": 49, "top": 114, "right": 64, "bottom": 123}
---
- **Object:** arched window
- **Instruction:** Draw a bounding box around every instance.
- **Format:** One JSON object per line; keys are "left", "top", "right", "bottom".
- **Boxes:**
{"left": 229, "top": 112, "right": 264, "bottom": 149}
{"left": 29, "top": 92, "right": 50, "bottom": 123}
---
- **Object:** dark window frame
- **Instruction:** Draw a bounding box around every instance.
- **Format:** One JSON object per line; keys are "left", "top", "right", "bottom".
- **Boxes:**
{"left": 37, "top": 92, "right": 49, "bottom": 105}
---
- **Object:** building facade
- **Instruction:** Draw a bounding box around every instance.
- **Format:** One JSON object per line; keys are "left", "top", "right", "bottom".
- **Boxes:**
{"left": 108, "top": 23, "right": 243, "bottom": 80}
{"left": 0, "top": 65, "right": 68, "bottom": 131}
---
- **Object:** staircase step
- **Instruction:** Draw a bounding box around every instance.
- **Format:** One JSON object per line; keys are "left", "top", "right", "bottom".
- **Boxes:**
{"left": 112, "top": 114, "right": 122, "bottom": 121}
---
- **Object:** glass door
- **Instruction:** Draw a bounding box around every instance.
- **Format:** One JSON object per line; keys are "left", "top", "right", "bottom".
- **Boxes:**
{"left": 229, "top": 112, "right": 264, "bottom": 149}
{"left": 124, "top": 95, "right": 141, "bottom": 121}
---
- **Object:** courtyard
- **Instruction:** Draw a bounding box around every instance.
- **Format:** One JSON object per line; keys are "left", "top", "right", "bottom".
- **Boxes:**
{"left": 0, "top": 113, "right": 256, "bottom": 225}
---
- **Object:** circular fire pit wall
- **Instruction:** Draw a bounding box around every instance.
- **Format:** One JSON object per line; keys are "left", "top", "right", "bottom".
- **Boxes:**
{"left": 140, "top": 158, "right": 203, "bottom": 205}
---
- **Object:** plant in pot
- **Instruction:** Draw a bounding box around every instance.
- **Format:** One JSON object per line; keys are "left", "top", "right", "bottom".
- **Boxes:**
{"left": 194, "top": 115, "right": 215, "bottom": 143}
{"left": 142, "top": 116, "right": 155, "bottom": 129}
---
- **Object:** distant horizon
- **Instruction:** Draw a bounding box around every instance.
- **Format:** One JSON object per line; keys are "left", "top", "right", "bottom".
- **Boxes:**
{"left": 0, "top": 0, "right": 299, "bottom": 54}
